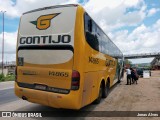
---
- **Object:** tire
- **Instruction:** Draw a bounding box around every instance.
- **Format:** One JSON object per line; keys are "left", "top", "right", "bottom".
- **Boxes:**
{"left": 102, "top": 82, "right": 110, "bottom": 98}
{"left": 94, "top": 84, "right": 102, "bottom": 104}
{"left": 117, "top": 80, "right": 121, "bottom": 83}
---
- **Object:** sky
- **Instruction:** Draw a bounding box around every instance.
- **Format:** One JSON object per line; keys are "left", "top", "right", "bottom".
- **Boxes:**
{"left": 0, "top": 0, "right": 160, "bottom": 64}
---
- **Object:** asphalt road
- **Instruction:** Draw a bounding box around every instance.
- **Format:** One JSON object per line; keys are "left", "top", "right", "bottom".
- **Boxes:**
{"left": 0, "top": 71, "right": 160, "bottom": 120}
{"left": 0, "top": 88, "right": 18, "bottom": 105}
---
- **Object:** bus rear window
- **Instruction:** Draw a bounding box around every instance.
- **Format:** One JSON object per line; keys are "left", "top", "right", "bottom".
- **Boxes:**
{"left": 18, "top": 49, "right": 73, "bottom": 65}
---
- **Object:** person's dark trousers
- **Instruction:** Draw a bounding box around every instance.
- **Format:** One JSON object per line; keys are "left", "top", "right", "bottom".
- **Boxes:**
{"left": 131, "top": 77, "right": 135, "bottom": 84}
{"left": 134, "top": 75, "right": 138, "bottom": 84}
{"left": 127, "top": 74, "right": 131, "bottom": 85}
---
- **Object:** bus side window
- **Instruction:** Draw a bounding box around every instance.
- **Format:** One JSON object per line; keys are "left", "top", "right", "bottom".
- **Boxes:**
{"left": 88, "top": 19, "right": 92, "bottom": 32}
{"left": 84, "top": 13, "right": 99, "bottom": 51}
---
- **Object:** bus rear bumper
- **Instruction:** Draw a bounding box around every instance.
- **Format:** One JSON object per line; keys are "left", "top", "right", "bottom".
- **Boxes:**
{"left": 15, "top": 82, "right": 82, "bottom": 110}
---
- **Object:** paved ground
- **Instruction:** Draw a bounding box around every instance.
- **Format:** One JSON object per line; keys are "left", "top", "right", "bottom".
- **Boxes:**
{"left": 0, "top": 81, "right": 14, "bottom": 90}
{"left": 0, "top": 71, "right": 160, "bottom": 120}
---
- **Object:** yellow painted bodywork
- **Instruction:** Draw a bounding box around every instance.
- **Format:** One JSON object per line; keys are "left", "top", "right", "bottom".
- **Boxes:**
{"left": 15, "top": 5, "right": 118, "bottom": 110}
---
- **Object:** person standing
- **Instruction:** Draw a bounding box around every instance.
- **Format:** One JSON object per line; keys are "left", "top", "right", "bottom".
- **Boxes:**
{"left": 126, "top": 68, "right": 131, "bottom": 85}
{"left": 134, "top": 69, "right": 138, "bottom": 84}
{"left": 130, "top": 68, "right": 135, "bottom": 84}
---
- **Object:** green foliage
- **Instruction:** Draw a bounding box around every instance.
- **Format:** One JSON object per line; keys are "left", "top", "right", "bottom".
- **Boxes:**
{"left": 5, "top": 74, "right": 15, "bottom": 81}
{"left": 0, "top": 74, "right": 15, "bottom": 82}
{"left": 0, "top": 74, "right": 5, "bottom": 82}
{"left": 124, "top": 59, "right": 132, "bottom": 64}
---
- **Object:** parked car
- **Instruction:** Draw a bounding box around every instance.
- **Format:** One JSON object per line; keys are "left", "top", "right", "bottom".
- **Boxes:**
{"left": 136, "top": 68, "right": 151, "bottom": 77}
{"left": 136, "top": 68, "right": 143, "bottom": 77}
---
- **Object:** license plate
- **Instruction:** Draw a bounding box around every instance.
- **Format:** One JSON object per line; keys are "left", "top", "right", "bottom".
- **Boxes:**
{"left": 35, "top": 84, "right": 47, "bottom": 90}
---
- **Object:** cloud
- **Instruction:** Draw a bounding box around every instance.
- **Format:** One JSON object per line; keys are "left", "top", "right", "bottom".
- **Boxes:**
{"left": 84, "top": 0, "right": 123, "bottom": 14}
{"left": 0, "top": 0, "right": 79, "bottom": 18}
{"left": 147, "top": 8, "right": 160, "bottom": 17}
{"left": 1, "top": 0, "right": 147, "bottom": 30}
{"left": 0, "top": 0, "right": 19, "bottom": 17}
{"left": 84, "top": 0, "right": 147, "bottom": 32}
{"left": 0, "top": 31, "right": 17, "bottom": 61}
{"left": 124, "top": 0, "right": 141, "bottom": 7}
{"left": 109, "top": 19, "right": 160, "bottom": 55}
{"left": 0, "top": 0, "right": 159, "bottom": 64}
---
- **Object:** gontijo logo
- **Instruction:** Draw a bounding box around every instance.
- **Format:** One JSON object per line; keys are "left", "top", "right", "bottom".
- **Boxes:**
{"left": 30, "top": 13, "right": 60, "bottom": 30}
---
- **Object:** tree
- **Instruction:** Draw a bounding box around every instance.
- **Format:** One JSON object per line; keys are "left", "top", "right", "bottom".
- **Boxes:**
{"left": 124, "top": 59, "right": 132, "bottom": 64}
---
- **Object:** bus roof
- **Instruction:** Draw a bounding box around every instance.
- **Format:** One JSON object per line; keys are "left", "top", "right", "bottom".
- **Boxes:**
{"left": 23, "top": 4, "right": 79, "bottom": 15}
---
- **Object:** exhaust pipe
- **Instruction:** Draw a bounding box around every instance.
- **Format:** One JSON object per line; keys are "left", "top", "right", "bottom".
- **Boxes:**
{"left": 22, "top": 96, "right": 27, "bottom": 100}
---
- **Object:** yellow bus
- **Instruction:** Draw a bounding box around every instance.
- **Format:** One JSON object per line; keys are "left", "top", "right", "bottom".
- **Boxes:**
{"left": 15, "top": 4, "right": 123, "bottom": 109}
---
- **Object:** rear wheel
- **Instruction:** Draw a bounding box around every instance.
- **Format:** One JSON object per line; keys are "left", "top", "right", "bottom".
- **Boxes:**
{"left": 94, "top": 84, "right": 102, "bottom": 104}
{"left": 102, "top": 82, "right": 110, "bottom": 98}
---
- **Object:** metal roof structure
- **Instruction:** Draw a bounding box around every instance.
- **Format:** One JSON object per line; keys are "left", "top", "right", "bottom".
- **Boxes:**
{"left": 151, "top": 56, "right": 160, "bottom": 66}
{"left": 124, "top": 52, "right": 160, "bottom": 59}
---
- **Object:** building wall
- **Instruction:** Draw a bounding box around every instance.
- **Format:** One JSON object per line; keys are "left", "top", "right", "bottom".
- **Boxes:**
{"left": 0, "top": 69, "right": 8, "bottom": 76}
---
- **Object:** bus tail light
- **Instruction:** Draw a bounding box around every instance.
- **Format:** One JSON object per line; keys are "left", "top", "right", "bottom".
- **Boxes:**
{"left": 71, "top": 70, "right": 80, "bottom": 90}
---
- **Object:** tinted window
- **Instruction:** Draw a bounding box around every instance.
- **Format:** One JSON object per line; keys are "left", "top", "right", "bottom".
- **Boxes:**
{"left": 84, "top": 12, "right": 123, "bottom": 59}
{"left": 84, "top": 13, "right": 99, "bottom": 51}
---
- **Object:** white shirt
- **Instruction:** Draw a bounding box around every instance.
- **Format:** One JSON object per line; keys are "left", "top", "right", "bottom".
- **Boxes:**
{"left": 126, "top": 69, "right": 131, "bottom": 75}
